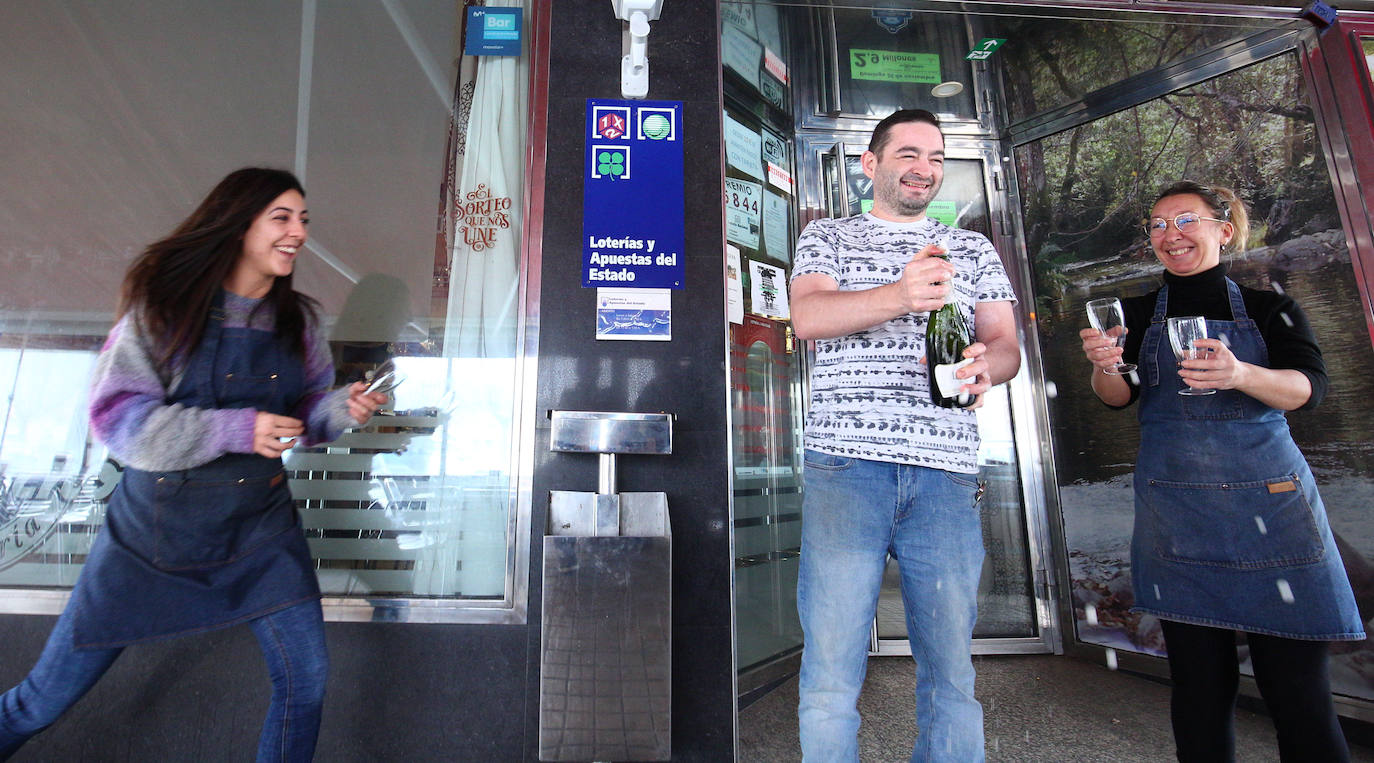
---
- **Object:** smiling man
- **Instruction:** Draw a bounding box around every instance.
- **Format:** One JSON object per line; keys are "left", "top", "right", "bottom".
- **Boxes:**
{"left": 788, "top": 109, "right": 1020, "bottom": 763}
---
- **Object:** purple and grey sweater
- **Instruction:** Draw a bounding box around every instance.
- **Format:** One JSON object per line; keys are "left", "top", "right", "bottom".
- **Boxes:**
{"left": 89, "top": 291, "right": 354, "bottom": 471}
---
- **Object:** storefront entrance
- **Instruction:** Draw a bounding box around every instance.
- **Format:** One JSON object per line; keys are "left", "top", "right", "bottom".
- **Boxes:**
{"left": 727, "top": 1, "right": 1374, "bottom": 724}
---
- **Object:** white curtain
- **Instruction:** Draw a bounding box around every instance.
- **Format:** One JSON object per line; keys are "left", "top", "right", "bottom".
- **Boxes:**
{"left": 413, "top": 0, "right": 531, "bottom": 596}
{"left": 444, "top": 0, "right": 530, "bottom": 359}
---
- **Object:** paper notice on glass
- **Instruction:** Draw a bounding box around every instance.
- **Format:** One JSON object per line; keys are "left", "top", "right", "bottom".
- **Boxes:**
{"left": 755, "top": 3, "right": 784, "bottom": 55}
{"left": 596, "top": 288, "right": 671, "bottom": 341}
{"left": 761, "top": 131, "right": 786, "bottom": 167}
{"left": 762, "top": 192, "right": 790, "bottom": 265}
{"left": 722, "top": 2, "right": 756, "bottom": 37}
{"left": 726, "top": 177, "right": 762, "bottom": 249}
{"left": 764, "top": 48, "right": 788, "bottom": 84}
{"left": 749, "top": 259, "right": 790, "bottom": 320}
{"left": 722, "top": 26, "right": 763, "bottom": 90}
{"left": 724, "top": 113, "right": 764, "bottom": 181}
{"left": 726, "top": 244, "right": 744, "bottom": 324}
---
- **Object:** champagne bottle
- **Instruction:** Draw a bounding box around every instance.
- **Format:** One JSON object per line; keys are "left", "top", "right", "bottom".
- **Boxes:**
{"left": 926, "top": 243, "right": 975, "bottom": 409}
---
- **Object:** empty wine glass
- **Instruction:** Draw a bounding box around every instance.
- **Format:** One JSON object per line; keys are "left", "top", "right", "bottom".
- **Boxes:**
{"left": 1085, "top": 297, "right": 1136, "bottom": 375}
{"left": 364, "top": 359, "right": 406, "bottom": 415}
{"left": 364, "top": 359, "right": 405, "bottom": 395}
{"left": 1166, "top": 316, "right": 1216, "bottom": 396}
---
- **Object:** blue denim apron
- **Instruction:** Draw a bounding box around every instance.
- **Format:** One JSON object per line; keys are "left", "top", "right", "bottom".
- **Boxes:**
{"left": 70, "top": 303, "right": 321, "bottom": 648}
{"left": 1130, "top": 280, "right": 1363, "bottom": 640}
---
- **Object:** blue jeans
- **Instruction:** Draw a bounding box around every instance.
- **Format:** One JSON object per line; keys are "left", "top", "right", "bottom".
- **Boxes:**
{"left": 0, "top": 599, "right": 328, "bottom": 762}
{"left": 797, "top": 451, "right": 985, "bottom": 763}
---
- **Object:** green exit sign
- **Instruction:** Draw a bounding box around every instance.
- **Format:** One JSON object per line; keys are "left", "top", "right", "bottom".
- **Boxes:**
{"left": 965, "top": 38, "right": 1006, "bottom": 61}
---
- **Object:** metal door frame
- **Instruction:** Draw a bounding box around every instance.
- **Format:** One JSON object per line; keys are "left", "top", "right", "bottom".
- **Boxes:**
{"left": 794, "top": 134, "right": 1061, "bottom": 657}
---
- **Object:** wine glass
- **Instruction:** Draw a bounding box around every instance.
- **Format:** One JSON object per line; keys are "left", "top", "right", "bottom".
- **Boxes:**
{"left": 364, "top": 359, "right": 406, "bottom": 415}
{"left": 1166, "top": 316, "right": 1216, "bottom": 396}
{"left": 1085, "top": 297, "right": 1136, "bottom": 375}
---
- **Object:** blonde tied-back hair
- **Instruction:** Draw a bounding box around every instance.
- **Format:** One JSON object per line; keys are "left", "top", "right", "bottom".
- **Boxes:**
{"left": 1153, "top": 180, "right": 1250, "bottom": 253}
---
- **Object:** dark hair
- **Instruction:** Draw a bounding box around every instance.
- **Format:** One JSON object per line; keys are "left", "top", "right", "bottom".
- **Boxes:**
{"left": 868, "top": 109, "right": 943, "bottom": 156}
{"left": 1152, "top": 180, "right": 1251, "bottom": 253}
{"left": 119, "top": 167, "right": 318, "bottom": 369}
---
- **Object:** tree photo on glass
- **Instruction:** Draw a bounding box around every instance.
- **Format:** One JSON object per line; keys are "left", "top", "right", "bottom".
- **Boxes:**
{"left": 1166, "top": 315, "right": 1216, "bottom": 396}
{"left": 1085, "top": 297, "right": 1136, "bottom": 375}
{"left": 926, "top": 238, "right": 975, "bottom": 409}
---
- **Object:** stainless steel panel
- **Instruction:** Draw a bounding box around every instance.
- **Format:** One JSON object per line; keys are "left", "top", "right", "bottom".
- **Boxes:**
{"left": 548, "top": 491, "right": 668, "bottom": 538}
{"left": 539, "top": 535, "right": 672, "bottom": 762}
{"left": 620, "top": 492, "right": 670, "bottom": 538}
{"left": 549, "top": 410, "right": 674, "bottom": 455}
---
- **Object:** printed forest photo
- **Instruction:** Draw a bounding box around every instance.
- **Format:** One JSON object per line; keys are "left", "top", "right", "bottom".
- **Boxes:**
{"left": 1007, "top": 24, "right": 1374, "bottom": 700}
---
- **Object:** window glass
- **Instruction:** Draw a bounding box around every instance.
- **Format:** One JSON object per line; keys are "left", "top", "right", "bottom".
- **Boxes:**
{"left": 997, "top": 14, "right": 1285, "bottom": 123}
{"left": 1021, "top": 52, "right": 1374, "bottom": 699}
{"left": 0, "top": 0, "right": 531, "bottom": 611}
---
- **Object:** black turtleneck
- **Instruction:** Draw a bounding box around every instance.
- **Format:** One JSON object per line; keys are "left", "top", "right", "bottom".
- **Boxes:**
{"left": 1114, "top": 263, "right": 1327, "bottom": 410}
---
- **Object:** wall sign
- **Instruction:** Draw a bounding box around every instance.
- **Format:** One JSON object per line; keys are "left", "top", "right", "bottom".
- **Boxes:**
{"left": 965, "top": 38, "right": 1007, "bottom": 61}
{"left": 583, "top": 99, "right": 685, "bottom": 289}
{"left": 464, "top": 7, "right": 522, "bottom": 56}
{"left": 849, "top": 49, "right": 940, "bottom": 83}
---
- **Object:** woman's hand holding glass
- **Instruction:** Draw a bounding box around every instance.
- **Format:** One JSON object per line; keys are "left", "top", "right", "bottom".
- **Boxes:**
{"left": 1085, "top": 297, "right": 1136, "bottom": 375}
{"left": 1166, "top": 316, "right": 1219, "bottom": 396}
{"left": 346, "top": 382, "right": 389, "bottom": 424}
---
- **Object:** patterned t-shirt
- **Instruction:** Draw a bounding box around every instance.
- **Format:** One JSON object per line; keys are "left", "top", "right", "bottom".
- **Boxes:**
{"left": 790, "top": 214, "right": 1017, "bottom": 473}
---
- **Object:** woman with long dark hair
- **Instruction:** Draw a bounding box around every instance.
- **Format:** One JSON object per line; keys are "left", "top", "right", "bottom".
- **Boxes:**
{"left": 0, "top": 168, "right": 386, "bottom": 761}
{"left": 1080, "top": 181, "right": 1363, "bottom": 761}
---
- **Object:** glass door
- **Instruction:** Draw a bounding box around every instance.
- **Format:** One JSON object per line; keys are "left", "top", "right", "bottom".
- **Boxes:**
{"left": 806, "top": 138, "right": 1054, "bottom": 655}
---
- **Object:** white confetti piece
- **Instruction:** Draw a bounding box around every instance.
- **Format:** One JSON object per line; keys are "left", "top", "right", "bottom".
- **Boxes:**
{"left": 1127, "top": 369, "right": 1140, "bottom": 386}
{"left": 1218, "top": 332, "right": 1231, "bottom": 348}
{"left": 1279, "top": 311, "right": 1294, "bottom": 327}
{"left": 1270, "top": 281, "right": 1286, "bottom": 295}
{"left": 1255, "top": 516, "right": 1268, "bottom": 534}
{"left": 1277, "top": 579, "right": 1295, "bottom": 604}
{"left": 1045, "top": 380, "right": 1058, "bottom": 399}
{"left": 1085, "top": 603, "right": 1099, "bottom": 627}
{"left": 1105, "top": 648, "right": 1118, "bottom": 670}
{"left": 1154, "top": 584, "right": 1162, "bottom": 600}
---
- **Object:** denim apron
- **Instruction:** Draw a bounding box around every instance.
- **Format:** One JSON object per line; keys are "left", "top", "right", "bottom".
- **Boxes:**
{"left": 70, "top": 303, "right": 321, "bottom": 648}
{"left": 1130, "top": 280, "right": 1363, "bottom": 640}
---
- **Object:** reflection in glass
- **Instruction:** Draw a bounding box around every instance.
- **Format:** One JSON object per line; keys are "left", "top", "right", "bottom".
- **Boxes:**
{"left": 1021, "top": 51, "right": 1374, "bottom": 698}
{"left": 822, "top": 8, "right": 979, "bottom": 121}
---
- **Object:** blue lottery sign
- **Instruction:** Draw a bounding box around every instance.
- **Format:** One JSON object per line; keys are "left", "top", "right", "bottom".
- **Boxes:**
{"left": 583, "top": 99, "right": 685, "bottom": 289}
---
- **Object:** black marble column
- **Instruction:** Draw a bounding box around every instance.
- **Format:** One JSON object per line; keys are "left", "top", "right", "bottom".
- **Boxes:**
{"left": 529, "top": 1, "right": 733, "bottom": 761}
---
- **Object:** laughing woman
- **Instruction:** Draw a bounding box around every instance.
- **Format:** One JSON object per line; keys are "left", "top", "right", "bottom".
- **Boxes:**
{"left": 0, "top": 168, "right": 386, "bottom": 762}
{"left": 1080, "top": 180, "right": 1364, "bottom": 762}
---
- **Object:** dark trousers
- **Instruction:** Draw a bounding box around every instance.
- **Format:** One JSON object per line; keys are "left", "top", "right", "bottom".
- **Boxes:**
{"left": 1160, "top": 619, "right": 1350, "bottom": 763}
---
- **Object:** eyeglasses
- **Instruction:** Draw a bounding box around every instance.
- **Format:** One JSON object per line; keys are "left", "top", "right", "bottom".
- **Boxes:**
{"left": 1145, "top": 212, "right": 1227, "bottom": 237}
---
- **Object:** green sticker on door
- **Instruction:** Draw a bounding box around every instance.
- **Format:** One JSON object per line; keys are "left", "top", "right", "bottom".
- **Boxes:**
{"left": 859, "top": 199, "right": 957, "bottom": 227}
{"left": 849, "top": 49, "right": 940, "bottom": 83}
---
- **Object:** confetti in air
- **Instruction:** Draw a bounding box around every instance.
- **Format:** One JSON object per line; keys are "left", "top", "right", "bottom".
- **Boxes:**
{"left": 1105, "top": 648, "right": 1119, "bottom": 670}
{"left": 1085, "top": 603, "right": 1099, "bottom": 627}
{"left": 1270, "top": 281, "right": 1286, "bottom": 295}
{"left": 1255, "top": 516, "right": 1268, "bottom": 535}
{"left": 1154, "top": 584, "right": 1162, "bottom": 600}
{"left": 1045, "top": 380, "right": 1058, "bottom": 399}
{"left": 1280, "top": 311, "right": 1293, "bottom": 327}
{"left": 1277, "top": 579, "right": 1295, "bottom": 604}
{"left": 1127, "top": 369, "right": 1140, "bottom": 386}
{"left": 1218, "top": 333, "right": 1231, "bottom": 348}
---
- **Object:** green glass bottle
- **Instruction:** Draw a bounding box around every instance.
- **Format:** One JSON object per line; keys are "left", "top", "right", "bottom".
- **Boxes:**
{"left": 925, "top": 250, "right": 975, "bottom": 409}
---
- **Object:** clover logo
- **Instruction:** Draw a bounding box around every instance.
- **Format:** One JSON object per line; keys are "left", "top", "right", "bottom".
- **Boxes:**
{"left": 592, "top": 147, "right": 628, "bottom": 179}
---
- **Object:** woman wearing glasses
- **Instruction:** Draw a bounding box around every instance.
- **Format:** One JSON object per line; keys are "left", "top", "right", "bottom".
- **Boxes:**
{"left": 0, "top": 168, "right": 387, "bottom": 761}
{"left": 1079, "top": 181, "right": 1362, "bottom": 761}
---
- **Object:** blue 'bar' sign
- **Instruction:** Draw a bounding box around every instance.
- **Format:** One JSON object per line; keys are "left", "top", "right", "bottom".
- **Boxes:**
{"left": 583, "top": 99, "right": 685, "bottom": 289}
{"left": 465, "top": 7, "right": 521, "bottom": 56}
